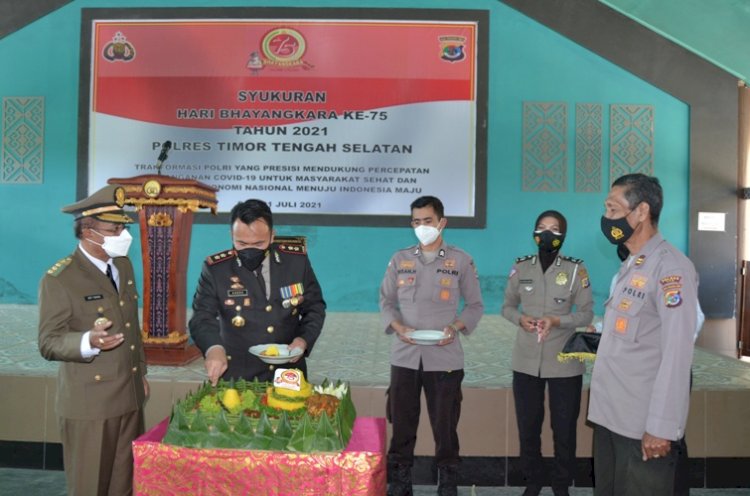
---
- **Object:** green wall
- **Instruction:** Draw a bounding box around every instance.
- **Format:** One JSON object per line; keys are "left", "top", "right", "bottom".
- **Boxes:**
{"left": 0, "top": 0, "right": 689, "bottom": 315}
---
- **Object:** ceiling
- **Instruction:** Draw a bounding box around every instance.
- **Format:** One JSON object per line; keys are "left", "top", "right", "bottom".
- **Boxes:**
{"left": 599, "top": 0, "right": 750, "bottom": 84}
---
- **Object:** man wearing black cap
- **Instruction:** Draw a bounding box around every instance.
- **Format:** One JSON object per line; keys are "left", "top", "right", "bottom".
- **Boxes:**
{"left": 38, "top": 184, "right": 148, "bottom": 496}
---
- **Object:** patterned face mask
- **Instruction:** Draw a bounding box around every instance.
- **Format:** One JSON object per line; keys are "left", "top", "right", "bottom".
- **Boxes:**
{"left": 533, "top": 229, "right": 565, "bottom": 252}
{"left": 600, "top": 213, "right": 635, "bottom": 245}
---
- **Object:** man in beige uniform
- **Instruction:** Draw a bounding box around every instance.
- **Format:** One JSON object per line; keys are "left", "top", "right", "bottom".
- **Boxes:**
{"left": 38, "top": 184, "right": 148, "bottom": 496}
{"left": 589, "top": 174, "right": 698, "bottom": 495}
{"left": 380, "top": 196, "right": 484, "bottom": 496}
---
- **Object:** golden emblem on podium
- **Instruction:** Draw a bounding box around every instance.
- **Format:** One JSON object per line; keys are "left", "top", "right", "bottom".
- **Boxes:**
{"left": 144, "top": 179, "right": 162, "bottom": 198}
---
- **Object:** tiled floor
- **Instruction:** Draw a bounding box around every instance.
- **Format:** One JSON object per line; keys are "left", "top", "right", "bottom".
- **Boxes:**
{"left": 3, "top": 304, "right": 750, "bottom": 391}
{"left": 0, "top": 468, "right": 749, "bottom": 496}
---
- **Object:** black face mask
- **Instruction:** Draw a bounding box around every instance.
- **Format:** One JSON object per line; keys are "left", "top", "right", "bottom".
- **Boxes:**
{"left": 616, "top": 244, "right": 630, "bottom": 261}
{"left": 237, "top": 247, "right": 267, "bottom": 271}
{"left": 600, "top": 215, "right": 635, "bottom": 245}
{"left": 533, "top": 230, "right": 565, "bottom": 253}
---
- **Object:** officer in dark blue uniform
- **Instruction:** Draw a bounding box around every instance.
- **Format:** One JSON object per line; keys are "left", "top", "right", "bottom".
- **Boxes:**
{"left": 189, "top": 199, "right": 326, "bottom": 384}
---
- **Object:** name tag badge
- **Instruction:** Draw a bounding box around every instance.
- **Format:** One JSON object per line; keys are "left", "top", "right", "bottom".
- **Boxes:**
{"left": 85, "top": 294, "right": 104, "bottom": 301}
{"left": 227, "top": 289, "right": 248, "bottom": 297}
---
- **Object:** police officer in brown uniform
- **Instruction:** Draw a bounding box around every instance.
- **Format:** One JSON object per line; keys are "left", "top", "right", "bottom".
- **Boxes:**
{"left": 38, "top": 184, "right": 148, "bottom": 496}
{"left": 189, "top": 199, "right": 326, "bottom": 384}
{"left": 380, "top": 196, "right": 484, "bottom": 496}
{"left": 502, "top": 210, "right": 594, "bottom": 496}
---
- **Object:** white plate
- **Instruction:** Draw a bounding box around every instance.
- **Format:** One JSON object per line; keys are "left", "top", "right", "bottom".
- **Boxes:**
{"left": 406, "top": 330, "right": 446, "bottom": 345}
{"left": 248, "top": 344, "right": 303, "bottom": 364}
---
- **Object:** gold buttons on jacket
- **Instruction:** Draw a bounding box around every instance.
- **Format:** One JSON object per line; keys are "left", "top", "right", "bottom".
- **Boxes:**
{"left": 132, "top": 366, "right": 138, "bottom": 373}
{"left": 130, "top": 345, "right": 135, "bottom": 351}
{"left": 227, "top": 355, "right": 232, "bottom": 361}
{"left": 120, "top": 300, "right": 125, "bottom": 307}
{"left": 269, "top": 365, "right": 275, "bottom": 371}
{"left": 265, "top": 305, "right": 272, "bottom": 312}
{"left": 125, "top": 322, "right": 131, "bottom": 328}
{"left": 267, "top": 326, "right": 274, "bottom": 333}
{"left": 94, "top": 375, "right": 102, "bottom": 381}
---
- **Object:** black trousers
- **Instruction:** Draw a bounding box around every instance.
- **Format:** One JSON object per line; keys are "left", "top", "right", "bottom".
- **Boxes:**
{"left": 512, "top": 371, "right": 582, "bottom": 490}
{"left": 387, "top": 364, "right": 464, "bottom": 468}
{"left": 594, "top": 424, "right": 678, "bottom": 496}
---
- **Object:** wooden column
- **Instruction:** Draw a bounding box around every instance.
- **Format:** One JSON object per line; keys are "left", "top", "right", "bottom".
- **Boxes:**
{"left": 109, "top": 175, "right": 217, "bottom": 365}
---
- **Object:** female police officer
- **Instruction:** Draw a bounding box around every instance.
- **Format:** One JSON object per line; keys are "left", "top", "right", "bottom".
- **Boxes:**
{"left": 501, "top": 210, "right": 594, "bottom": 496}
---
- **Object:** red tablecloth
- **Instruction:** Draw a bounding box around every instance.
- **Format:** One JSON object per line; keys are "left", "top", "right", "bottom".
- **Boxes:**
{"left": 133, "top": 416, "right": 387, "bottom": 496}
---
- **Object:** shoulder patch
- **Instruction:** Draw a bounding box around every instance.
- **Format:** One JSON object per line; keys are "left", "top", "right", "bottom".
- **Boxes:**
{"left": 274, "top": 236, "right": 307, "bottom": 255}
{"left": 561, "top": 255, "right": 583, "bottom": 264}
{"left": 275, "top": 242, "right": 307, "bottom": 255}
{"left": 515, "top": 254, "right": 535, "bottom": 264}
{"left": 206, "top": 249, "right": 236, "bottom": 265}
{"left": 46, "top": 257, "right": 72, "bottom": 277}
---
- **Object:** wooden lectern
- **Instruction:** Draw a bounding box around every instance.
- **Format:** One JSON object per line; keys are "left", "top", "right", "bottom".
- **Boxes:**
{"left": 109, "top": 175, "right": 217, "bottom": 365}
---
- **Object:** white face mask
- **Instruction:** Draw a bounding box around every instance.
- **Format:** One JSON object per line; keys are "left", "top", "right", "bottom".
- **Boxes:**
{"left": 90, "top": 229, "right": 133, "bottom": 258}
{"left": 414, "top": 224, "right": 441, "bottom": 246}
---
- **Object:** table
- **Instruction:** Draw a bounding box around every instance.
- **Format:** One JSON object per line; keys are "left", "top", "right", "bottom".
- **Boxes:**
{"left": 133, "top": 416, "right": 387, "bottom": 495}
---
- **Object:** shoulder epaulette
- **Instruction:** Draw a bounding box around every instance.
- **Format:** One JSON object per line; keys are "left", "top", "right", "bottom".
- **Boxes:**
{"left": 515, "top": 254, "right": 535, "bottom": 264}
{"left": 443, "top": 244, "right": 468, "bottom": 256}
{"left": 46, "top": 257, "right": 72, "bottom": 277}
{"left": 561, "top": 255, "right": 584, "bottom": 264}
{"left": 275, "top": 239, "right": 307, "bottom": 255}
{"left": 206, "top": 249, "right": 236, "bottom": 265}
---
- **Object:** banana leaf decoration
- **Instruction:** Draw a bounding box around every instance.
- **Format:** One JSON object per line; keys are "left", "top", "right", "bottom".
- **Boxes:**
{"left": 163, "top": 378, "right": 357, "bottom": 453}
{"left": 312, "top": 411, "right": 342, "bottom": 452}
{"left": 287, "top": 414, "right": 317, "bottom": 453}
{"left": 269, "top": 412, "right": 293, "bottom": 451}
{"left": 248, "top": 412, "right": 275, "bottom": 450}
{"left": 235, "top": 412, "right": 255, "bottom": 437}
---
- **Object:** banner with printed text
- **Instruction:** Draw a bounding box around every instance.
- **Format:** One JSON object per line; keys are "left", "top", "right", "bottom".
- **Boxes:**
{"left": 82, "top": 10, "right": 487, "bottom": 225}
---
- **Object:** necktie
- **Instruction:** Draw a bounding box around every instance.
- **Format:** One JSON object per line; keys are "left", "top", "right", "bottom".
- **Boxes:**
{"left": 106, "top": 263, "right": 118, "bottom": 292}
{"left": 255, "top": 267, "right": 267, "bottom": 300}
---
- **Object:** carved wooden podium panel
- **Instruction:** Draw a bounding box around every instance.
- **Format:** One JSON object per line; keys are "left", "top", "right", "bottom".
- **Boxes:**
{"left": 110, "top": 175, "right": 217, "bottom": 365}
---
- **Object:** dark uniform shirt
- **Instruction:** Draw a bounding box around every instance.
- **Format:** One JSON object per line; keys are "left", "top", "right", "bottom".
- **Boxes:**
{"left": 189, "top": 241, "right": 326, "bottom": 381}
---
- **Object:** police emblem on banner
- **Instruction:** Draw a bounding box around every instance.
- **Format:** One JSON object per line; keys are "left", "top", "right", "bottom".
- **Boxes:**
{"left": 439, "top": 35, "right": 466, "bottom": 63}
{"left": 103, "top": 31, "right": 136, "bottom": 62}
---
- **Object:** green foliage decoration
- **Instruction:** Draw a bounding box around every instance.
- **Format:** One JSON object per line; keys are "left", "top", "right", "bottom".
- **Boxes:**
{"left": 162, "top": 378, "right": 356, "bottom": 453}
